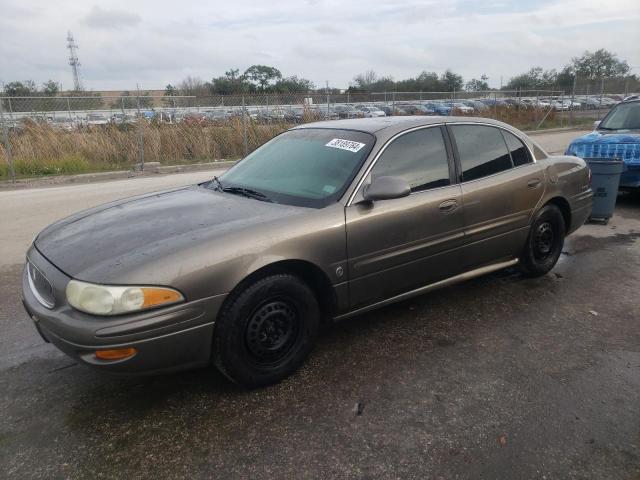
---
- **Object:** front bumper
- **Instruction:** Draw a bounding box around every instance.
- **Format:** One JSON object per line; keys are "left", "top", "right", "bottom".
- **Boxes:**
{"left": 22, "top": 246, "right": 227, "bottom": 375}
{"left": 620, "top": 165, "right": 640, "bottom": 188}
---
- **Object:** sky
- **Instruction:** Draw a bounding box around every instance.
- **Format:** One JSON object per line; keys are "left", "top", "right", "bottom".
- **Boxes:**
{"left": 1, "top": 0, "right": 639, "bottom": 91}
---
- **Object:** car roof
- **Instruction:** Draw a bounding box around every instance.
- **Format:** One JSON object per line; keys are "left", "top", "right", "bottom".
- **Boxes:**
{"left": 292, "top": 116, "right": 518, "bottom": 138}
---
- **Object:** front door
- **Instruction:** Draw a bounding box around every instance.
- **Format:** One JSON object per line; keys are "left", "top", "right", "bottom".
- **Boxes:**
{"left": 345, "top": 126, "right": 467, "bottom": 309}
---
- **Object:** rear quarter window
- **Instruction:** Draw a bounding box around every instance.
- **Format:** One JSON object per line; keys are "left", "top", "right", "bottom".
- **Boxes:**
{"left": 502, "top": 131, "right": 533, "bottom": 166}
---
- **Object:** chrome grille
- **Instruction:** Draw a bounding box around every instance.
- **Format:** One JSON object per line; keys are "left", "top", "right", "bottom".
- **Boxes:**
{"left": 27, "top": 261, "right": 55, "bottom": 308}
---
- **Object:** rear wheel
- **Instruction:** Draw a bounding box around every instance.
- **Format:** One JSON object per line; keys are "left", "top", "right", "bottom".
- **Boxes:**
{"left": 520, "top": 204, "right": 565, "bottom": 277}
{"left": 213, "top": 274, "right": 320, "bottom": 388}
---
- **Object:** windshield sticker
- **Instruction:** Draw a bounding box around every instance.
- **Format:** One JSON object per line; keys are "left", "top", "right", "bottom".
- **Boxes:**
{"left": 322, "top": 185, "right": 336, "bottom": 194}
{"left": 325, "top": 138, "right": 366, "bottom": 153}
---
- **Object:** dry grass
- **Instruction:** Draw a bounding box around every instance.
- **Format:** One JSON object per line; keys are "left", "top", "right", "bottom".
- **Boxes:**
{"left": 0, "top": 118, "right": 288, "bottom": 179}
{"left": 0, "top": 107, "right": 585, "bottom": 180}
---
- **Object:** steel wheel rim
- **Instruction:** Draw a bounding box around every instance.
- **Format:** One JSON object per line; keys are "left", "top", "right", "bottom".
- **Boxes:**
{"left": 245, "top": 299, "right": 299, "bottom": 366}
{"left": 534, "top": 221, "right": 554, "bottom": 260}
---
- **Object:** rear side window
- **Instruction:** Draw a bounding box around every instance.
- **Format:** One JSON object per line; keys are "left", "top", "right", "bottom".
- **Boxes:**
{"left": 451, "top": 125, "right": 512, "bottom": 181}
{"left": 371, "top": 127, "right": 450, "bottom": 192}
{"left": 502, "top": 131, "right": 532, "bottom": 166}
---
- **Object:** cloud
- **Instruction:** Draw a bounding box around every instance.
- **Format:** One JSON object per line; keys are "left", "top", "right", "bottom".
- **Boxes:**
{"left": 0, "top": 0, "right": 638, "bottom": 91}
{"left": 83, "top": 6, "right": 141, "bottom": 30}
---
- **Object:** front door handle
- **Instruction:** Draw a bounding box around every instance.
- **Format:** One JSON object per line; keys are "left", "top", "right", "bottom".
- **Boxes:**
{"left": 527, "top": 178, "right": 542, "bottom": 188}
{"left": 438, "top": 199, "right": 458, "bottom": 212}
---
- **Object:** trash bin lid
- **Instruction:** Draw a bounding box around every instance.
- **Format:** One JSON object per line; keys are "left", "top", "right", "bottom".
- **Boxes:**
{"left": 585, "top": 157, "right": 625, "bottom": 174}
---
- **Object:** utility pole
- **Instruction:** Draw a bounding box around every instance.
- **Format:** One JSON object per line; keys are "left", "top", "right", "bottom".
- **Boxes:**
{"left": 67, "top": 31, "right": 82, "bottom": 91}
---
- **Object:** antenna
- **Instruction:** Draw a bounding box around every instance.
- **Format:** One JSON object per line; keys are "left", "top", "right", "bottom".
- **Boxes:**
{"left": 67, "top": 31, "right": 82, "bottom": 91}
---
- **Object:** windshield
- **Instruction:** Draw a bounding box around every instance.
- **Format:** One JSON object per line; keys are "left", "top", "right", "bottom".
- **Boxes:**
{"left": 216, "top": 128, "right": 375, "bottom": 208}
{"left": 599, "top": 102, "right": 640, "bottom": 130}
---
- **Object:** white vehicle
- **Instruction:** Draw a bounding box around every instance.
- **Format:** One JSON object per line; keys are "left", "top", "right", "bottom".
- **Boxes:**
{"left": 452, "top": 102, "right": 474, "bottom": 114}
{"left": 521, "top": 98, "right": 551, "bottom": 108}
{"left": 85, "top": 113, "right": 109, "bottom": 126}
{"left": 550, "top": 99, "right": 571, "bottom": 111}
{"left": 355, "top": 105, "right": 386, "bottom": 117}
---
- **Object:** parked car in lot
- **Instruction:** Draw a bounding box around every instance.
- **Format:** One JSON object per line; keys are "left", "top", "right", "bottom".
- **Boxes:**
{"left": 460, "top": 99, "right": 488, "bottom": 112}
{"left": 520, "top": 98, "right": 551, "bottom": 109}
{"left": 424, "top": 102, "right": 452, "bottom": 115}
{"left": 332, "top": 105, "right": 363, "bottom": 119}
{"left": 374, "top": 104, "right": 407, "bottom": 116}
{"left": 284, "top": 107, "right": 305, "bottom": 123}
{"left": 23, "top": 116, "right": 592, "bottom": 388}
{"left": 354, "top": 105, "right": 386, "bottom": 117}
{"left": 566, "top": 98, "right": 640, "bottom": 189}
{"left": 401, "top": 104, "right": 435, "bottom": 115}
{"left": 49, "top": 117, "right": 78, "bottom": 131}
{"left": 451, "top": 102, "right": 474, "bottom": 114}
{"left": 205, "top": 110, "right": 231, "bottom": 123}
{"left": 578, "top": 97, "right": 606, "bottom": 110}
{"left": 85, "top": 113, "right": 110, "bottom": 126}
{"left": 480, "top": 98, "right": 509, "bottom": 108}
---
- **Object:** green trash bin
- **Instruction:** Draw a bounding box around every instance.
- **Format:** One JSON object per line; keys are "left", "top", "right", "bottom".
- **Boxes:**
{"left": 585, "top": 158, "right": 624, "bottom": 222}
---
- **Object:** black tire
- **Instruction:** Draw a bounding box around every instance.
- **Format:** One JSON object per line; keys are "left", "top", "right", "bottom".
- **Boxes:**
{"left": 213, "top": 273, "right": 320, "bottom": 388}
{"left": 519, "top": 204, "right": 565, "bottom": 277}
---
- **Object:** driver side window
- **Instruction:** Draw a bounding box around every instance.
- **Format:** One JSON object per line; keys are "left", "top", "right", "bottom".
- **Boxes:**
{"left": 371, "top": 127, "right": 451, "bottom": 192}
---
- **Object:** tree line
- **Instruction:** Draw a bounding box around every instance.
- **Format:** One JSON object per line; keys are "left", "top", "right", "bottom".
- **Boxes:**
{"left": 1, "top": 49, "right": 635, "bottom": 100}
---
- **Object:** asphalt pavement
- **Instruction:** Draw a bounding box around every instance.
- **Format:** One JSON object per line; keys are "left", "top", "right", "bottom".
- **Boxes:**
{"left": 1, "top": 129, "right": 639, "bottom": 479}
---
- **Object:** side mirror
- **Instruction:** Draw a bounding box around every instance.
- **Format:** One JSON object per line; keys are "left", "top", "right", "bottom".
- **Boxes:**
{"left": 593, "top": 120, "right": 601, "bottom": 130}
{"left": 363, "top": 176, "right": 411, "bottom": 201}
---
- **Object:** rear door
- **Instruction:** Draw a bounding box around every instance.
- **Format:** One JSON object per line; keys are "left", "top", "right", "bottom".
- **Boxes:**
{"left": 448, "top": 124, "right": 544, "bottom": 268}
{"left": 345, "top": 126, "right": 467, "bottom": 309}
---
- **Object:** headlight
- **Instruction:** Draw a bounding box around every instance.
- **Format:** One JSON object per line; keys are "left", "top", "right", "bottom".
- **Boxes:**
{"left": 66, "top": 280, "right": 184, "bottom": 316}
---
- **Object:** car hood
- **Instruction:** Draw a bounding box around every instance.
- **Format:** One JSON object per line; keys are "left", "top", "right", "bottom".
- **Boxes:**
{"left": 566, "top": 130, "right": 640, "bottom": 164}
{"left": 35, "top": 185, "right": 305, "bottom": 282}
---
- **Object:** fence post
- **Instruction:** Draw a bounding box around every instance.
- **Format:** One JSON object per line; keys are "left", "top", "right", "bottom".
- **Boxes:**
{"left": 0, "top": 99, "right": 16, "bottom": 183}
{"left": 624, "top": 77, "right": 629, "bottom": 98}
{"left": 598, "top": 77, "right": 605, "bottom": 120}
{"left": 66, "top": 97, "right": 73, "bottom": 121}
{"left": 325, "top": 86, "right": 330, "bottom": 119}
{"left": 242, "top": 95, "right": 248, "bottom": 156}
{"left": 392, "top": 91, "right": 396, "bottom": 115}
{"left": 136, "top": 88, "right": 144, "bottom": 171}
{"left": 560, "top": 92, "right": 564, "bottom": 128}
{"left": 569, "top": 75, "right": 577, "bottom": 127}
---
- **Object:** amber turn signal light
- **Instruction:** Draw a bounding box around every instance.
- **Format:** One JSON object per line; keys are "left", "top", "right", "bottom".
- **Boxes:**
{"left": 141, "top": 287, "right": 183, "bottom": 308}
{"left": 95, "top": 347, "right": 137, "bottom": 361}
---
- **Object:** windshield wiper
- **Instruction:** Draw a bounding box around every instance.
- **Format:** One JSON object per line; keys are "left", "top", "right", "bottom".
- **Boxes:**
{"left": 222, "top": 185, "right": 274, "bottom": 203}
{"left": 209, "top": 176, "right": 225, "bottom": 191}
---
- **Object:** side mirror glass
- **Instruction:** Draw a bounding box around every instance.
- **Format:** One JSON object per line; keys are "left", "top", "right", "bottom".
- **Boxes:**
{"left": 363, "top": 176, "right": 411, "bottom": 201}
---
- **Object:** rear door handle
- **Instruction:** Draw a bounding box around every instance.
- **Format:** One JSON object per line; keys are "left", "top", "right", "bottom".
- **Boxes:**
{"left": 438, "top": 199, "right": 458, "bottom": 212}
{"left": 527, "top": 178, "right": 542, "bottom": 188}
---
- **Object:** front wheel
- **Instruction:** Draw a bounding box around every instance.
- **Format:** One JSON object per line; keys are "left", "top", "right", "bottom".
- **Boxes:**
{"left": 519, "top": 204, "right": 565, "bottom": 277}
{"left": 213, "top": 274, "right": 320, "bottom": 388}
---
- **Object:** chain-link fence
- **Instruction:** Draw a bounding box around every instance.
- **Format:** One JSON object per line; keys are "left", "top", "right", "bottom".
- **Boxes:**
{"left": 0, "top": 87, "right": 633, "bottom": 182}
